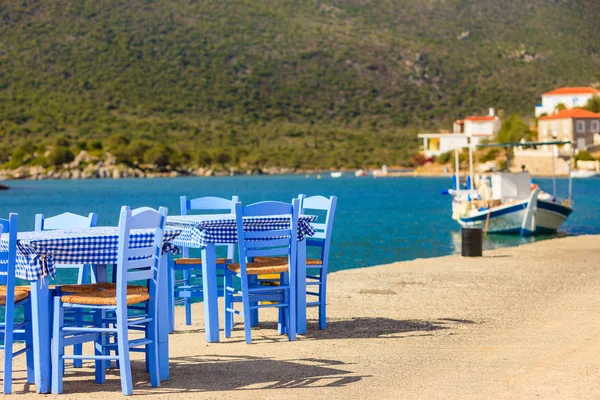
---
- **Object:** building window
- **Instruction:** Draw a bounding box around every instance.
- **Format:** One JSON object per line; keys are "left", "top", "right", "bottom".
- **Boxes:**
{"left": 573, "top": 97, "right": 580, "bottom": 106}
{"left": 592, "top": 120, "right": 600, "bottom": 133}
{"left": 576, "top": 121, "right": 585, "bottom": 133}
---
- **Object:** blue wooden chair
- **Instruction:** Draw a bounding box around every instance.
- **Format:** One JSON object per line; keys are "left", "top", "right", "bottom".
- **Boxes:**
{"left": 169, "top": 196, "right": 238, "bottom": 329}
{"left": 255, "top": 195, "right": 337, "bottom": 330}
{"left": 35, "top": 212, "right": 99, "bottom": 285}
{"left": 35, "top": 212, "right": 98, "bottom": 368}
{"left": 297, "top": 195, "right": 337, "bottom": 329}
{"left": 224, "top": 200, "right": 299, "bottom": 344}
{"left": 51, "top": 206, "right": 167, "bottom": 395}
{"left": 0, "top": 213, "right": 34, "bottom": 394}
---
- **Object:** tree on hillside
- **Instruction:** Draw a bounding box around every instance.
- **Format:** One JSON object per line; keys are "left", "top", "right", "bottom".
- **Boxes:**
{"left": 583, "top": 96, "right": 600, "bottom": 113}
{"left": 497, "top": 115, "right": 532, "bottom": 143}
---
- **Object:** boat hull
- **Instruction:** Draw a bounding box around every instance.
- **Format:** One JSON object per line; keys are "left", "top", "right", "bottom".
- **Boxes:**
{"left": 457, "top": 199, "right": 572, "bottom": 236}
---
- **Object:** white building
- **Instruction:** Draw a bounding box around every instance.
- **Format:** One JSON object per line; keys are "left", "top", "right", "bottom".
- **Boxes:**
{"left": 419, "top": 108, "right": 501, "bottom": 158}
{"left": 535, "top": 87, "right": 600, "bottom": 117}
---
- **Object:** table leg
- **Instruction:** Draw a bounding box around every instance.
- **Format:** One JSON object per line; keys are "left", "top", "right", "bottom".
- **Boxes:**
{"left": 158, "top": 254, "right": 170, "bottom": 381}
{"left": 201, "top": 243, "right": 220, "bottom": 342}
{"left": 296, "top": 239, "right": 307, "bottom": 334}
{"left": 30, "top": 279, "right": 50, "bottom": 393}
{"left": 94, "top": 264, "right": 108, "bottom": 283}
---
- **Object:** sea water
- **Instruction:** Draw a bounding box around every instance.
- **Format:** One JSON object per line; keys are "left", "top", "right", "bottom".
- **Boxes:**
{"left": 0, "top": 175, "right": 598, "bottom": 279}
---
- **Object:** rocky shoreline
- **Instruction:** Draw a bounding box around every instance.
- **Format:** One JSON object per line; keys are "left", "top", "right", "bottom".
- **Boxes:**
{"left": 0, "top": 150, "right": 307, "bottom": 181}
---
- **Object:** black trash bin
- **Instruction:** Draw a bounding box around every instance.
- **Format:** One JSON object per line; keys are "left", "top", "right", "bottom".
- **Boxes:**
{"left": 461, "top": 227, "right": 482, "bottom": 257}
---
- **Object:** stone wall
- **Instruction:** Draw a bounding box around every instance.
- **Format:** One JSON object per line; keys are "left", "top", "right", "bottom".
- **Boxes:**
{"left": 512, "top": 154, "right": 570, "bottom": 176}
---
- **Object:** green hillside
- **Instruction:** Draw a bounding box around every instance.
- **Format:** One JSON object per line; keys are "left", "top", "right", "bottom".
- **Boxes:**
{"left": 0, "top": 0, "right": 599, "bottom": 170}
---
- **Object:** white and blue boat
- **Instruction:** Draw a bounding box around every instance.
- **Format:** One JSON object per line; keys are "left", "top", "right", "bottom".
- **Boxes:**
{"left": 448, "top": 141, "right": 574, "bottom": 236}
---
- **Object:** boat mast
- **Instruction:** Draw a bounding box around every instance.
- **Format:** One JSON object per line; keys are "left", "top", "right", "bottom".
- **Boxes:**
{"left": 568, "top": 146, "right": 573, "bottom": 206}
{"left": 552, "top": 144, "right": 557, "bottom": 199}
{"left": 455, "top": 147, "right": 460, "bottom": 198}
{"left": 468, "top": 139, "right": 474, "bottom": 190}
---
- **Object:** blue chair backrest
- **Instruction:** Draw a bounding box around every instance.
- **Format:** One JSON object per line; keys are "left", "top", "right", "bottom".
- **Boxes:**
{"left": 0, "top": 214, "right": 18, "bottom": 318}
{"left": 35, "top": 212, "right": 98, "bottom": 281}
{"left": 234, "top": 200, "right": 299, "bottom": 277}
{"left": 115, "top": 206, "right": 167, "bottom": 300}
{"left": 180, "top": 195, "right": 239, "bottom": 259}
{"left": 298, "top": 195, "right": 337, "bottom": 259}
{"left": 35, "top": 212, "right": 98, "bottom": 231}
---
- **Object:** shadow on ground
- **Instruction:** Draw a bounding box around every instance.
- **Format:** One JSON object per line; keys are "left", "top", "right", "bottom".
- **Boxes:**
{"left": 53, "top": 354, "right": 366, "bottom": 395}
{"left": 304, "top": 317, "right": 475, "bottom": 340}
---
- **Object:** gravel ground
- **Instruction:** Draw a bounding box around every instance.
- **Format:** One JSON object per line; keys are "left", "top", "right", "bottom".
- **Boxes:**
{"left": 6, "top": 234, "right": 600, "bottom": 399}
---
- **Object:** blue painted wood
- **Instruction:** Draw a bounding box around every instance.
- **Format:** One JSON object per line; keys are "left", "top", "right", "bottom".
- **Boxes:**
{"left": 51, "top": 206, "right": 167, "bottom": 395}
{"left": 298, "top": 195, "right": 337, "bottom": 330}
{"left": 157, "top": 252, "right": 169, "bottom": 381}
{"left": 29, "top": 279, "right": 50, "bottom": 393}
{"left": 169, "top": 195, "right": 238, "bottom": 330}
{"left": 35, "top": 212, "right": 98, "bottom": 284}
{"left": 224, "top": 200, "right": 299, "bottom": 344}
{"left": 36, "top": 211, "right": 98, "bottom": 369}
{"left": 201, "top": 243, "right": 220, "bottom": 342}
{"left": 0, "top": 214, "right": 34, "bottom": 394}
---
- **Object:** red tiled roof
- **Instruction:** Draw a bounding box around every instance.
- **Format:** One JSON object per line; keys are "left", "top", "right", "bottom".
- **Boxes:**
{"left": 543, "top": 87, "right": 600, "bottom": 96}
{"left": 465, "top": 116, "right": 496, "bottom": 122}
{"left": 538, "top": 108, "right": 600, "bottom": 120}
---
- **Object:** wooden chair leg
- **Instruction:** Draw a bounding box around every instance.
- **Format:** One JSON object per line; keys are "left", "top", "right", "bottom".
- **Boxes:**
{"left": 288, "top": 271, "right": 297, "bottom": 341}
{"left": 147, "top": 300, "right": 160, "bottom": 388}
{"left": 23, "top": 301, "right": 35, "bottom": 384}
{"left": 3, "top": 315, "right": 14, "bottom": 394}
{"left": 183, "top": 269, "right": 192, "bottom": 325}
{"left": 278, "top": 272, "right": 286, "bottom": 335}
{"left": 94, "top": 310, "right": 107, "bottom": 384}
{"left": 242, "top": 279, "right": 253, "bottom": 344}
{"left": 224, "top": 271, "right": 233, "bottom": 338}
{"left": 168, "top": 263, "right": 175, "bottom": 333}
{"left": 116, "top": 308, "right": 133, "bottom": 396}
{"left": 51, "top": 297, "right": 64, "bottom": 394}
{"left": 249, "top": 275, "right": 259, "bottom": 327}
{"left": 73, "top": 310, "right": 84, "bottom": 368}
{"left": 319, "top": 272, "right": 328, "bottom": 330}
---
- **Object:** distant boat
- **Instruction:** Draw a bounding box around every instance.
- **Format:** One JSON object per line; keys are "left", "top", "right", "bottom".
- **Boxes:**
{"left": 354, "top": 169, "right": 367, "bottom": 177}
{"left": 330, "top": 172, "right": 342, "bottom": 178}
{"left": 570, "top": 169, "right": 598, "bottom": 178}
{"left": 447, "top": 141, "right": 573, "bottom": 236}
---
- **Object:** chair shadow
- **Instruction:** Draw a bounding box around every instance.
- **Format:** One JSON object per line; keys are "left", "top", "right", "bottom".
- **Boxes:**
{"left": 58, "top": 354, "right": 367, "bottom": 395}
{"left": 303, "top": 317, "right": 476, "bottom": 340}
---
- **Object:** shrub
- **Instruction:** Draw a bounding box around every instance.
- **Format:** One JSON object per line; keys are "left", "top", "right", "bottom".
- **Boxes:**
{"left": 196, "top": 150, "right": 213, "bottom": 167}
{"left": 48, "top": 147, "right": 75, "bottom": 166}
{"left": 143, "top": 145, "right": 170, "bottom": 169}
{"left": 576, "top": 150, "right": 595, "bottom": 161}
{"left": 437, "top": 151, "right": 452, "bottom": 164}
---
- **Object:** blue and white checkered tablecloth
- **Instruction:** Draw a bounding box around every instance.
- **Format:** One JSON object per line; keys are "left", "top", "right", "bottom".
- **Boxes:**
{"left": 165, "top": 214, "right": 317, "bottom": 249}
{"left": 0, "top": 227, "right": 182, "bottom": 281}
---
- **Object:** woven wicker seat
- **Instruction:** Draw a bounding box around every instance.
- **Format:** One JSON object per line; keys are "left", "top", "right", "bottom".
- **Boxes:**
{"left": 0, "top": 288, "right": 28, "bottom": 305}
{"left": 174, "top": 257, "right": 228, "bottom": 265}
{"left": 227, "top": 261, "right": 289, "bottom": 275}
{"left": 60, "top": 290, "right": 150, "bottom": 306}
{"left": 13, "top": 285, "right": 57, "bottom": 292}
{"left": 60, "top": 282, "right": 148, "bottom": 294}
{"left": 253, "top": 256, "right": 323, "bottom": 266}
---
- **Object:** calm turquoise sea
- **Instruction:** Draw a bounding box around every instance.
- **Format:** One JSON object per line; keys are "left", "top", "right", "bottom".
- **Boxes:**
{"left": 1, "top": 175, "right": 599, "bottom": 276}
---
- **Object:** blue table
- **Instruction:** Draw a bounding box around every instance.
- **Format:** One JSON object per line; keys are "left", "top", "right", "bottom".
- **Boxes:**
{"left": 1, "top": 227, "right": 181, "bottom": 393}
{"left": 166, "top": 214, "right": 316, "bottom": 342}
